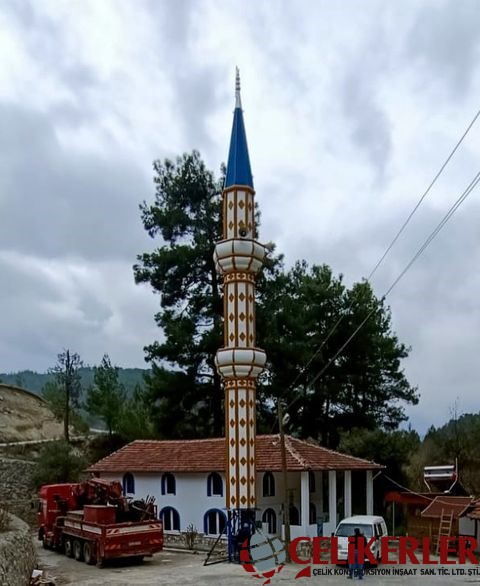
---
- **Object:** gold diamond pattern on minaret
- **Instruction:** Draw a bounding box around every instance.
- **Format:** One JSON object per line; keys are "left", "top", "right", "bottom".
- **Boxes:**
{"left": 215, "top": 213, "right": 267, "bottom": 511}
{"left": 215, "top": 70, "right": 266, "bottom": 514}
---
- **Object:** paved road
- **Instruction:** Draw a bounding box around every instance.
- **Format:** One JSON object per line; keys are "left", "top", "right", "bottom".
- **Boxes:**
{"left": 35, "top": 540, "right": 480, "bottom": 586}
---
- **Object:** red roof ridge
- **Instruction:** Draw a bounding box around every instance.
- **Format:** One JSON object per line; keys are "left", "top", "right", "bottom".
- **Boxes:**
{"left": 287, "top": 435, "right": 381, "bottom": 468}
{"left": 88, "top": 433, "right": 382, "bottom": 473}
{"left": 284, "top": 436, "right": 308, "bottom": 468}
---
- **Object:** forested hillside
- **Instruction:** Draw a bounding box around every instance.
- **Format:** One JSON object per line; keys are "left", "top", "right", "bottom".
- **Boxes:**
{"left": 0, "top": 368, "right": 149, "bottom": 396}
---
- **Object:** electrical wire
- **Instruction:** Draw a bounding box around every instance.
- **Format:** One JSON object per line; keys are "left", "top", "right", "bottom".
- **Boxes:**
{"left": 287, "top": 169, "right": 480, "bottom": 410}
{"left": 279, "top": 108, "right": 480, "bottom": 400}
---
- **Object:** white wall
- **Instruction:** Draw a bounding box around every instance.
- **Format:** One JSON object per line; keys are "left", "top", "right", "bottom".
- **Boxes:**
{"left": 100, "top": 468, "right": 354, "bottom": 537}
{"left": 102, "top": 471, "right": 226, "bottom": 534}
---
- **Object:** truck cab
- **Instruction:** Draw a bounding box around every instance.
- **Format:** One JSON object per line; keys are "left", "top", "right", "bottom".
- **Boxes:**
{"left": 38, "top": 483, "right": 77, "bottom": 546}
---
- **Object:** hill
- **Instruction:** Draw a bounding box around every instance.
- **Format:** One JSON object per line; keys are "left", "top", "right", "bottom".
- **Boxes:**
{"left": 0, "top": 384, "right": 65, "bottom": 443}
{"left": 0, "top": 367, "right": 150, "bottom": 397}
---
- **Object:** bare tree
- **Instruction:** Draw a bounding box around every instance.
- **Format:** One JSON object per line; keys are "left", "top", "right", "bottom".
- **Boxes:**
{"left": 49, "top": 349, "right": 83, "bottom": 442}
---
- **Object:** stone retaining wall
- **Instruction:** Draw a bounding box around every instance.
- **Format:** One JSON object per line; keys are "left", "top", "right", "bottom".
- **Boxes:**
{"left": 0, "top": 513, "right": 36, "bottom": 586}
{"left": 0, "top": 458, "right": 36, "bottom": 524}
{"left": 164, "top": 531, "right": 228, "bottom": 555}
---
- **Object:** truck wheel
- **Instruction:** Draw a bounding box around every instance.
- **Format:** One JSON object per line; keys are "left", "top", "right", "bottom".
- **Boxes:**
{"left": 83, "top": 541, "right": 96, "bottom": 565}
{"left": 73, "top": 539, "right": 84, "bottom": 561}
{"left": 65, "top": 539, "right": 74, "bottom": 558}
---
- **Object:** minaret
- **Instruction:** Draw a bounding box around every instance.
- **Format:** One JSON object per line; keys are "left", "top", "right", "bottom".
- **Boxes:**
{"left": 215, "top": 69, "right": 266, "bottom": 548}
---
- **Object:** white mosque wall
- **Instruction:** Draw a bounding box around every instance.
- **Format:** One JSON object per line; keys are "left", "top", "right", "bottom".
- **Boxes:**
{"left": 99, "top": 469, "right": 329, "bottom": 537}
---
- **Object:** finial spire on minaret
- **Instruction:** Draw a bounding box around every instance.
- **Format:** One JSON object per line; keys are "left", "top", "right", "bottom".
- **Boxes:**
{"left": 235, "top": 66, "right": 242, "bottom": 109}
{"left": 225, "top": 67, "right": 252, "bottom": 188}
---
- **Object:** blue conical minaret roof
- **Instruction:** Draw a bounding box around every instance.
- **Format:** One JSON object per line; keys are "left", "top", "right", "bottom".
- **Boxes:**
{"left": 225, "top": 68, "right": 253, "bottom": 189}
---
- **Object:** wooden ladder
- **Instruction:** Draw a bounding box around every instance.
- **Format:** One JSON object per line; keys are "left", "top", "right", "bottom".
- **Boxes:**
{"left": 436, "top": 508, "right": 454, "bottom": 555}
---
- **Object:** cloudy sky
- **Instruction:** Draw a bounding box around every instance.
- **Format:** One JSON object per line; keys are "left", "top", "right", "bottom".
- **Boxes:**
{"left": 1, "top": 0, "right": 480, "bottom": 433}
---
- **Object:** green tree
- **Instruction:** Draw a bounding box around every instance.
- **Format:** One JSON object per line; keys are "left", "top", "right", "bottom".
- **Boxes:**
{"left": 117, "top": 383, "right": 155, "bottom": 440}
{"left": 409, "top": 412, "right": 480, "bottom": 495}
{"left": 48, "top": 349, "right": 83, "bottom": 443}
{"left": 258, "top": 262, "right": 419, "bottom": 446}
{"left": 339, "top": 427, "right": 420, "bottom": 483}
{"left": 134, "top": 151, "right": 225, "bottom": 438}
{"left": 85, "top": 355, "right": 126, "bottom": 436}
{"left": 41, "top": 380, "right": 64, "bottom": 420}
{"left": 33, "top": 440, "right": 87, "bottom": 486}
{"left": 135, "top": 151, "right": 418, "bottom": 443}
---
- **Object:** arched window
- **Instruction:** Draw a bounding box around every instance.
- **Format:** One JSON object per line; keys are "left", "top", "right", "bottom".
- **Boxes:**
{"left": 309, "top": 503, "right": 317, "bottom": 524}
{"left": 262, "top": 472, "right": 275, "bottom": 497}
{"left": 262, "top": 508, "right": 277, "bottom": 535}
{"left": 289, "top": 505, "right": 300, "bottom": 526}
{"left": 160, "top": 506, "right": 180, "bottom": 531}
{"left": 161, "top": 473, "right": 176, "bottom": 495}
{"left": 122, "top": 473, "right": 135, "bottom": 495}
{"left": 207, "top": 472, "right": 223, "bottom": 496}
{"left": 204, "top": 509, "right": 227, "bottom": 535}
{"left": 309, "top": 471, "right": 316, "bottom": 493}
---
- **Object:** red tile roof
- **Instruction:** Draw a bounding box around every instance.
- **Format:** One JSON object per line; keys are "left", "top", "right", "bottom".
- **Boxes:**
{"left": 421, "top": 496, "right": 473, "bottom": 519}
{"left": 88, "top": 434, "right": 382, "bottom": 474}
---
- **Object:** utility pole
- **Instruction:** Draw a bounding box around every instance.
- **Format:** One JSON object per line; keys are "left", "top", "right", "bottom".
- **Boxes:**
{"left": 278, "top": 401, "right": 291, "bottom": 562}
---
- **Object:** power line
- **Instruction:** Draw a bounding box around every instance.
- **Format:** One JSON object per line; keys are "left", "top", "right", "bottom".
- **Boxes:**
{"left": 278, "top": 170, "right": 480, "bottom": 419}
{"left": 367, "top": 108, "right": 480, "bottom": 282}
{"left": 280, "top": 107, "right": 480, "bottom": 398}
{"left": 383, "top": 171, "right": 480, "bottom": 298}
{"left": 303, "top": 170, "right": 480, "bottom": 396}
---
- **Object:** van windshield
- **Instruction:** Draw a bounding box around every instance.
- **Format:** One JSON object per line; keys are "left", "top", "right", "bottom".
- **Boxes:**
{"left": 335, "top": 523, "right": 373, "bottom": 538}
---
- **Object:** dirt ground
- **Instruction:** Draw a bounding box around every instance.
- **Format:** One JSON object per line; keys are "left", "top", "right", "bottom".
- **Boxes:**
{"left": 34, "top": 540, "right": 480, "bottom": 586}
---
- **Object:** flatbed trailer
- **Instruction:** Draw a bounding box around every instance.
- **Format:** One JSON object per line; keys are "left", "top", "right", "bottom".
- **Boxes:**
{"left": 61, "top": 512, "right": 163, "bottom": 565}
{"left": 38, "top": 481, "right": 163, "bottom": 566}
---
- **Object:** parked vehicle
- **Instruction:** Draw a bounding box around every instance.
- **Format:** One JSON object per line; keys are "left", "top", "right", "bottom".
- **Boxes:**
{"left": 333, "top": 515, "right": 388, "bottom": 562}
{"left": 37, "top": 478, "right": 163, "bottom": 566}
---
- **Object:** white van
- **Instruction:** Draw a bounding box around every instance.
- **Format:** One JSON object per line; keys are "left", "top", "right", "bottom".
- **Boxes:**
{"left": 333, "top": 515, "right": 388, "bottom": 562}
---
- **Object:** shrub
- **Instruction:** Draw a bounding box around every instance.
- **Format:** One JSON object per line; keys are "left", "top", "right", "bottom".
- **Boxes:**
{"left": 33, "top": 440, "right": 88, "bottom": 487}
{"left": 183, "top": 524, "right": 198, "bottom": 550}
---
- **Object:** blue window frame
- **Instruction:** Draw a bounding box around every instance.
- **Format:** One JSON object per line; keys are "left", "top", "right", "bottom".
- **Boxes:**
{"left": 263, "top": 472, "right": 275, "bottom": 497}
{"left": 204, "top": 509, "right": 227, "bottom": 535}
{"left": 160, "top": 506, "right": 180, "bottom": 531}
{"left": 122, "top": 472, "right": 135, "bottom": 495}
{"left": 161, "top": 472, "right": 176, "bottom": 495}
{"left": 262, "top": 508, "right": 277, "bottom": 534}
{"left": 207, "top": 472, "right": 223, "bottom": 496}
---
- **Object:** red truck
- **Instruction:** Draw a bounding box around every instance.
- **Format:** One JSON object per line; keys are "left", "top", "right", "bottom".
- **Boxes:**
{"left": 38, "top": 478, "right": 163, "bottom": 566}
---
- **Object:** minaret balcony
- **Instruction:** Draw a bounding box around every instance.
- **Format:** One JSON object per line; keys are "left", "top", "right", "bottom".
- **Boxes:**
{"left": 215, "top": 347, "right": 266, "bottom": 379}
{"left": 214, "top": 238, "right": 266, "bottom": 275}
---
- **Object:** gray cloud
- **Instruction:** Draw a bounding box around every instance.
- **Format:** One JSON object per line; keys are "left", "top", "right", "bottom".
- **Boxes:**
{"left": 341, "top": 69, "right": 392, "bottom": 181}
{"left": 0, "top": 104, "right": 152, "bottom": 261}
{"left": 284, "top": 194, "right": 480, "bottom": 433}
{"left": 1, "top": 0, "right": 479, "bottom": 436}
{"left": 148, "top": 0, "right": 226, "bottom": 151}
{"left": 406, "top": 0, "right": 480, "bottom": 96}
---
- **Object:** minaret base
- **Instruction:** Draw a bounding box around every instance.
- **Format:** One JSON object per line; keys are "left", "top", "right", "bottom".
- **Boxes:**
{"left": 227, "top": 508, "right": 256, "bottom": 563}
